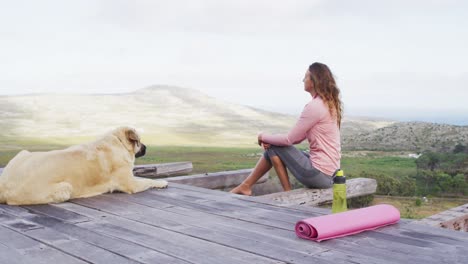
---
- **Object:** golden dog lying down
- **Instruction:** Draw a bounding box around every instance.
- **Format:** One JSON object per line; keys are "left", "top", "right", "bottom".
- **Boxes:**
{"left": 0, "top": 127, "right": 168, "bottom": 205}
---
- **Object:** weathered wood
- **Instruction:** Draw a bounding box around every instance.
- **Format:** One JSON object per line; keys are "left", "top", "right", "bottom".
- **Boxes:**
{"left": 73, "top": 192, "right": 420, "bottom": 264}
{"left": 66, "top": 201, "right": 286, "bottom": 264}
{"left": 1, "top": 176, "right": 468, "bottom": 264}
{"left": 23, "top": 204, "right": 91, "bottom": 224}
{"left": 167, "top": 169, "right": 268, "bottom": 189}
{"left": 417, "top": 203, "right": 468, "bottom": 231}
{"left": 118, "top": 188, "right": 294, "bottom": 230}
{"left": 259, "top": 178, "right": 377, "bottom": 206}
{"left": 0, "top": 242, "right": 36, "bottom": 264}
{"left": 68, "top": 196, "right": 377, "bottom": 264}
{"left": 98, "top": 193, "right": 386, "bottom": 264}
{"left": 0, "top": 226, "right": 87, "bottom": 264}
{"left": 133, "top": 162, "right": 193, "bottom": 178}
{"left": 4, "top": 207, "right": 191, "bottom": 264}
{"left": 168, "top": 182, "right": 332, "bottom": 215}
{"left": 137, "top": 186, "right": 461, "bottom": 264}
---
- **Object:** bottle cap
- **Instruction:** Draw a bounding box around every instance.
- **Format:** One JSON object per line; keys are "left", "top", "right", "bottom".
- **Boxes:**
{"left": 335, "top": 169, "right": 344, "bottom": 177}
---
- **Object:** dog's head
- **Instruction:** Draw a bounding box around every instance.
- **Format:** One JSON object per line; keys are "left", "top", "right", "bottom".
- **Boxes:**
{"left": 113, "top": 127, "right": 146, "bottom": 158}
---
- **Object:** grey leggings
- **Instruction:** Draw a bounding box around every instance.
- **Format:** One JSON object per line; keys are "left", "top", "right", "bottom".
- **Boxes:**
{"left": 263, "top": 145, "right": 333, "bottom": 189}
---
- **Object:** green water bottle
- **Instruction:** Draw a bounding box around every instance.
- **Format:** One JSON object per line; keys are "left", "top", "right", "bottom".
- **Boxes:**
{"left": 332, "top": 169, "right": 347, "bottom": 213}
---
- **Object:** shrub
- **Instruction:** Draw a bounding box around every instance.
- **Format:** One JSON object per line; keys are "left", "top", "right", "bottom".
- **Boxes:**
{"left": 415, "top": 198, "right": 422, "bottom": 207}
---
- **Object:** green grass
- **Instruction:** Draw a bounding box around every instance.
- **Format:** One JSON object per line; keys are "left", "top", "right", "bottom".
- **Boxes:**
{"left": 371, "top": 195, "right": 468, "bottom": 219}
{"left": 341, "top": 156, "right": 417, "bottom": 179}
{"left": 135, "top": 146, "right": 261, "bottom": 174}
{"left": 319, "top": 195, "right": 468, "bottom": 219}
{"left": 2, "top": 145, "right": 465, "bottom": 217}
{"left": 0, "top": 145, "right": 418, "bottom": 177}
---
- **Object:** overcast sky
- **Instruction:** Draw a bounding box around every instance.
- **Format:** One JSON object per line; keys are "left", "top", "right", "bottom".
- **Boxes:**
{"left": 1, "top": 0, "right": 467, "bottom": 123}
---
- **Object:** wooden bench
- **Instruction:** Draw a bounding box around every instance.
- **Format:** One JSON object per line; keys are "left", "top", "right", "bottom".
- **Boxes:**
{"left": 2, "top": 164, "right": 375, "bottom": 207}
{"left": 259, "top": 178, "right": 377, "bottom": 206}
{"left": 133, "top": 162, "right": 193, "bottom": 178}
{"left": 167, "top": 169, "right": 268, "bottom": 190}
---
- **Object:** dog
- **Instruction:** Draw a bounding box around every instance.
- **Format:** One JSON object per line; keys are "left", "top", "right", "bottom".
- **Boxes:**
{"left": 0, "top": 127, "right": 168, "bottom": 205}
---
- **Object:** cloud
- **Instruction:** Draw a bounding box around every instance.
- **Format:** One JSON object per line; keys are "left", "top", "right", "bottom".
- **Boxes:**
{"left": 93, "top": 0, "right": 323, "bottom": 34}
{"left": 0, "top": 0, "right": 467, "bottom": 121}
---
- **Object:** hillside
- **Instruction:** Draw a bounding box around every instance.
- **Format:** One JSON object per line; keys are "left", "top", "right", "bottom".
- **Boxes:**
{"left": 0, "top": 85, "right": 466, "bottom": 151}
{"left": 343, "top": 122, "right": 468, "bottom": 152}
{"left": 0, "top": 86, "right": 296, "bottom": 148}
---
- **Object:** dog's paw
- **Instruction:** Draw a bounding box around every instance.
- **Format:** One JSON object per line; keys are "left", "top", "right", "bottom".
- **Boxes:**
{"left": 50, "top": 182, "right": 73, "bottom": 203}
{"left": 152, "top": 180, "right": 168, "bottom": 189}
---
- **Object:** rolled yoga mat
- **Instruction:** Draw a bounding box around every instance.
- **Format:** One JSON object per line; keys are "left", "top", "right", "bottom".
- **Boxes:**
{"left": 295, "top": 204, "right": 400, "bottom": 242}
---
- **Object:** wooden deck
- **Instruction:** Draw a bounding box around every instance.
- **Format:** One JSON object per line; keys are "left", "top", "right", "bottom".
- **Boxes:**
{"left": 0, "top": 183, "right": 467, "bottom": 264}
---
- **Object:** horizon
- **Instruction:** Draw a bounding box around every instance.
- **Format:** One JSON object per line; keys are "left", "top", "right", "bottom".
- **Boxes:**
{"left": 1, "top": 0, "right": 467, "bottom": 125}
{"left": 1, "top": 85, "right": 466, "bottom": 126}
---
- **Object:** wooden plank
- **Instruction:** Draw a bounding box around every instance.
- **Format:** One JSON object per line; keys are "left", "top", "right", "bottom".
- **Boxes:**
{"left": 314, "top": 238, "right": 434, "bottom": 264}
{"left": 0, "top": 225, "right": 41, "bottom": 249}
{"left": 0, "top": 226, "right": 87, "bottom": 264}
{"left": 59, "top": 200, "right": 286, "bottom": 264}
{"left": 0, "top": 242, "right": 39, "bottom": 264}
{"left": 109, "top": 190, "right": 293, "bottom": 230}
{"left": 1, "top": 208, "right": 191, "bottom": 264}
{"left": 112, "top": 191, "right": 444, "bottom": 264}
{"left": 66, "top": 197, "right": 387, "bottom": 264}
{"left": 117, "top": 187, "right": 468, "bottom": 263}
{"left": 1, "top": 213, "right": 140, "bottom": 264}
{"left": 169, "top": 182, "right": 331, "bottom": 216}
{"left": 168, "top": 182, "right": 332, "bottom": 216}
{"left": 101, "top": 192, "right": 350, "bottom": 256}
{"left": 330, "top": 228, "right": 466, "bottom": 264}
{"left": 2, "top": 179, "right": 466, "bottom": 263}
{"left": 239, "top": 195, "right": 332, "bottom": 215}
{"left": 22, "top": 204, "right": 91, "bottom": 224}
{"left": 1, "top": 203, "right": 33, "bottom": 217}
{"left": 25, "top": 228, "right": 141, "bottom": 264}
{"left": 77, "top": 220, "right": 284, "bottom": 264}
{"left": 0, "top": 211, "right": 42, "bottom": 232}
{"left": 109, "top": 192, "right": 432, "bottom": 263}
{"left": 133, "top": 162, "right": 192, "bottom": 178}
{"left": 401, "top": 222, "right": 468, "bottom": 242}
{"left": 104, "top": 193, "right": 306, "bottom": 242}
{"left": 259, "top": 178, "right": 377, "bottom": 206}
{"left": 71, "top": 194, "right": 403, "bottom": 264}
{"left": 167, "top": 169, "right": 268, "bottom": 189}
{"left": 101, "top": 195, "right": 396, "bottom": 264}
{"left": 139, "top": 186, "right": 321, "bottom": 225}
{"left": 85, "top": 220, "right": 325, "bottom": 264}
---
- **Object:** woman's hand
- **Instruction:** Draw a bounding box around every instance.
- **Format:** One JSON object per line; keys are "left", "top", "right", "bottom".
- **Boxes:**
{"left": 257, "top": 133, "right": 263, "bottom": 146}
{"left": 258, "top": 133, "right": 270, "bottom": 149}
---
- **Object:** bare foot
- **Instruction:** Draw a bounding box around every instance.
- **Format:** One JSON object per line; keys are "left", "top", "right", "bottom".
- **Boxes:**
{"left": 230, "top": 183, "right": 252, "bottom": 196}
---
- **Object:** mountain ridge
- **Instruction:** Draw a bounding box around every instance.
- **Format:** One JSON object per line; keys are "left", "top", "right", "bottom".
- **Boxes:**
{"left": 0, "top": 85, "right": 466, "bottom": 151}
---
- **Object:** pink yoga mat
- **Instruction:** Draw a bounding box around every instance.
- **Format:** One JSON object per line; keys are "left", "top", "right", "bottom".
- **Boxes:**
{"left": 295, "top": 204, "right": 400, "bottom": 242}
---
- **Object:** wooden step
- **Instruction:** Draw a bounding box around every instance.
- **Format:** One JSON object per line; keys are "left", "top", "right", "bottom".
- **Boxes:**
{"left": 133, "top": 162, "right": 193, "bottom": 178}
{"left": 167, "top": 169, "right": 268, "bottom": 190}
{"left": 259, "top": 178, "right": 377, "bottom": 206}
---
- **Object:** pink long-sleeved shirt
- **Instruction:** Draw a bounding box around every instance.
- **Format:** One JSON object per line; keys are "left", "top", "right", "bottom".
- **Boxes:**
{"left": 260, "top": 97, "right": 341, "bottom": 176}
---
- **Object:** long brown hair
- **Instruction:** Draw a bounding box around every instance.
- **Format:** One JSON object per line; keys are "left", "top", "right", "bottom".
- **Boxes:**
{"left": 308, "top": 62, "right": 343, "bottom": 128}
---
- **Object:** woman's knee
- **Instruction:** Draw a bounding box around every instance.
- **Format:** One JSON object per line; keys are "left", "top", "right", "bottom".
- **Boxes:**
{"left": 263, "top": 151, "right": 271, "bottom": 164}
{"left": 263, "top": 146, "right": 279, "bottom": 162}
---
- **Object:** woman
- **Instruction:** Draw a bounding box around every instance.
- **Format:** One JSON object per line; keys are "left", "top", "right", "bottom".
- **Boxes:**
{"left": 230, "top": 62, "right": 342, "bottom": 196}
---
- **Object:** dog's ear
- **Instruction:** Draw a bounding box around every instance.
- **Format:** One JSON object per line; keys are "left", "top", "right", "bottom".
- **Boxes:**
{"left": 125, "top": 128, "right": 140, "bottom": 146}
